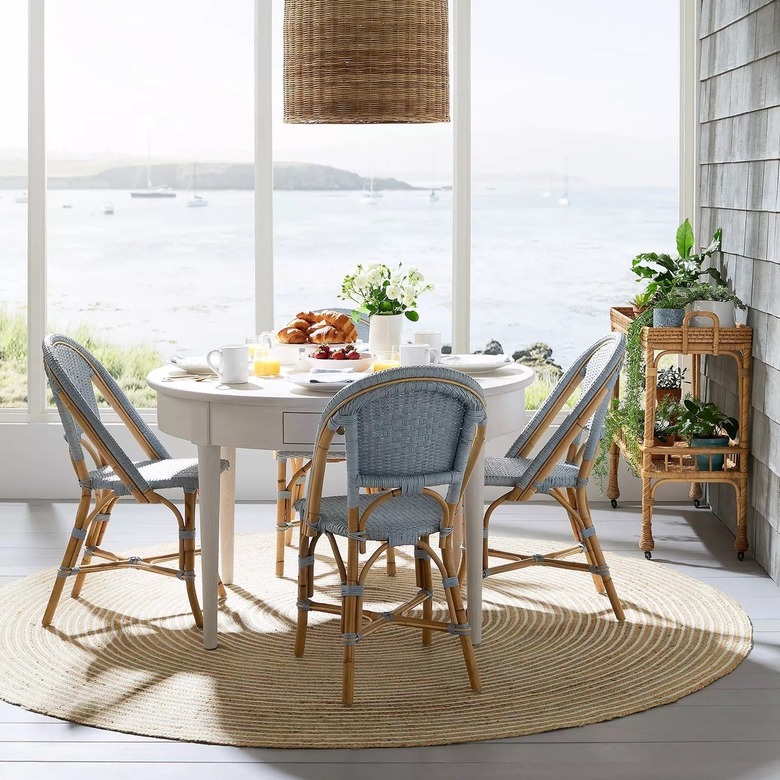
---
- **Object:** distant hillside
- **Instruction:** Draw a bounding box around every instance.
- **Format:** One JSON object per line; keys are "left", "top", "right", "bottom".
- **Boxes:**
{"left": 0, "top": 162, "right": 417, "bottom": 191}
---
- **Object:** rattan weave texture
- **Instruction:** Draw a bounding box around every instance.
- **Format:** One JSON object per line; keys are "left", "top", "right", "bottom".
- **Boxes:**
{"left": 284, "top": 0, "right": 450, "bottom": 124}
{"left": 0, "top": 533, "right": 751, "bottom": 748}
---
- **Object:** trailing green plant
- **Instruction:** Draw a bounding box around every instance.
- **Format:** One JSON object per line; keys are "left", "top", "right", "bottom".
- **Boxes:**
{"left": 669, "top": 397, "right": 738, "bottom": 441}
{"left": 594, "top": 307, "right": 652, "bottom": 485}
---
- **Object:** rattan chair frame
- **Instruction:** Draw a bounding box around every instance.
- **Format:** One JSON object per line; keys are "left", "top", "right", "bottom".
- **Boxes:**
{"left": 42, "top": 335, "right": 225, "bottom": 629}
{"left": 481, "top": 334, "right": 627, "bottom": 622}
{"left": 293, "top": 368, "right": 487, "bottom": 705}
{"left": 272, "top": 309, "right": 400, "bottom": 579}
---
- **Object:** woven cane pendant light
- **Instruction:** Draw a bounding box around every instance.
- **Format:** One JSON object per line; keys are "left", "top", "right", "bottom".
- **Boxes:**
{"left": 284, "top": 0, "right": 450, "bottom": 124}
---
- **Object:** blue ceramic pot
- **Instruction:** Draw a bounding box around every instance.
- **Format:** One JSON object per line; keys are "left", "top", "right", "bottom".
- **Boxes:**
{"left": 691, "top": 436, "right": 729, "bottom": 471}
{"left": 653, "top": 308, "right": 685, "bottom": 327}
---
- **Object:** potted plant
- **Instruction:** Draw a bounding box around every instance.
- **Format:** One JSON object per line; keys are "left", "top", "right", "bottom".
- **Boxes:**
{"left": 686, "top": 282, "right": 746, "bottom": 329}
{"left": 340, "top": 261, "right": 433, "bottom": 355}
{"left": 630, "top": 289, "right": 653, "bottom": 316}
{"left": 630, "top": 219, "right": 723, "bottom": 314}
{"left": 652, "top": 395, "right": 683, "bottom": 460}
{"left": 656, "top": 364, "right": 686, "bottom": 403}
{"left": 669, "top": 397, "right": 738, "bottom": 471}
{"left": 652, "top": 289, "right": 689, "bottom": 327}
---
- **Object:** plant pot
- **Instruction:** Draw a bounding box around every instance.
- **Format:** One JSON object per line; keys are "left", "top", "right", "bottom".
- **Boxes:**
{"left": 631, "top": 305, "right": 647, "bottom": 317}
{"left": 688, "top": 301, "right": 735, "bottom": 329}
{"left": 368, "top": 313, "right": 404, "bottom": 355}
{"left": 656, "top": 387, "right": 682, "bottom": 404}
{"left": 690, "top": 436, "right": 729, "bottom": 471}
{"left": 653, "top": 308, "right": 685, "bottom": 327}
{"left": 652, "top": 433, "right": 678, "bottom": 461}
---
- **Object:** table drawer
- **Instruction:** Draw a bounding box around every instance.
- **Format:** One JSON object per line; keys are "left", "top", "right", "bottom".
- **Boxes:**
{"left": 282, "top": 412, "right": 345, "bottom": 447}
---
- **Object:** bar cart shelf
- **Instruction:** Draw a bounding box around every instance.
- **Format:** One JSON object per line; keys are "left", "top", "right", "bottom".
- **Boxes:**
{"left": 608, "top": 307, "right": 753, "bottom": 559}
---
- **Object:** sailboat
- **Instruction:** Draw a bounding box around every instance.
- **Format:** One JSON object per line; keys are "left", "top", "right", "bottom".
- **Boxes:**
{"left": 558, "top": 159, "right": 570, "bottom": 206}
{"left": 130, "top": 132, "right": 176, "bottom": 198}
{"left": 428, "top": 188, "right": 439, "bottom": 203}
{"left": 187, "top": 163, "right": 208, "bottom": 208}
{"left": 360, "top": 176, "right": 382, "bottom": 204}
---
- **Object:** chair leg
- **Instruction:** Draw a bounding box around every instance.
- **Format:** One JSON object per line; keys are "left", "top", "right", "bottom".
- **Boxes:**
{"left": 385, "top": 546, "right": 397, "bottom": 577}
{"left": 183, "top": 491, "right": 203, "bottom": 628}
{"left": 276, "top": 456, "right": 290, "bottom": 578}
{"left": 71, "top": 494, "right": 116, "bottom": 598}
{"left": 294, "top": 535, "right": 313, "bottom": 657}
{"left": 341, "top": 536, "right": 360, "bottom": 706}
{"left": 576, "top": 488, "right": 624, "bottom": 622}
{"left": 565, "top": 487, "right": 604, "bottom": 595}
{"left": 442, "top": 549, "right": 481, "bottom": 693}
{"left": 288, "top": 457, "right": 305, "bottom": 545}
{"left": 422, "top": 538, "right": 434, "bottom": 646}
{"left": 43, "top": 490, "right": 92, "bottom": 626}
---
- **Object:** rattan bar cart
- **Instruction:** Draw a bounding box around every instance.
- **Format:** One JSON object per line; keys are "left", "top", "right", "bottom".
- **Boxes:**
{"left": 608, "top": 307, "right": 753, "bottom": 560}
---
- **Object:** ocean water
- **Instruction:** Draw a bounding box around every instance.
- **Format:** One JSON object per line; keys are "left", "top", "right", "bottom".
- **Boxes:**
{"left": 0, "top": 183, "right": 678, "bottom": 365}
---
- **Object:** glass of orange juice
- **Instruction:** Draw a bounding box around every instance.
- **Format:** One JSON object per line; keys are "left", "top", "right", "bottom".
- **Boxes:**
{"left": 253, "top": 346, "right": 281, "bottom": 377}
{"left": 373, "top": 347, "right": 400, "bottom": 372}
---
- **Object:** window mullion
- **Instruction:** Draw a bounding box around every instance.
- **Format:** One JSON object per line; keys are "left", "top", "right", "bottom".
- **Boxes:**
{"left": 27, "top": 0, "right": 47, "bottom": 420}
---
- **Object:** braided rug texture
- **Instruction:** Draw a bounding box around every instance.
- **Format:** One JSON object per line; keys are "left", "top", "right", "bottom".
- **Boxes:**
{"left": 0, "top": 534, "right": 751, "bottom": 748}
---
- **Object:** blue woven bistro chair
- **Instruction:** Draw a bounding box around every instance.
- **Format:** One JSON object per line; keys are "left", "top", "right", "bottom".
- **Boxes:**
{"left": 294, "top": 365, "right": 488, "bottom": 705}
{"left": 481, "top": 333, "right": 627, "bottom": 620}
{"left": 41, "top": 334, "right": 229, "bottom": 628}
{"left": 274, "top": 307, "right": 387, "bottom": 578}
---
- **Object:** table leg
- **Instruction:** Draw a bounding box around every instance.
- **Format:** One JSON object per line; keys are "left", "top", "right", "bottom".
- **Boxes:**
{"left": 219, "top": 446, "right": 236, "bottom": 585}
{"left": 198, "top": 444, "right": 222, "bottom": 650}
{"left": 464, "top": 445, "right": 485, "bottom": 646}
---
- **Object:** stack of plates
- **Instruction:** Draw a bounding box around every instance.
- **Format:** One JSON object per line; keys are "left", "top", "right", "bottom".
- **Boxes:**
{"left": 439, "top": 354, "right": 512, "bottom": 375}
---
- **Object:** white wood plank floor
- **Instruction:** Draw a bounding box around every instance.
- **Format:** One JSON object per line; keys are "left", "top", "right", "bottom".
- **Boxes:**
{"left": 1, "top": 499, "right": 778, "bottom": 780}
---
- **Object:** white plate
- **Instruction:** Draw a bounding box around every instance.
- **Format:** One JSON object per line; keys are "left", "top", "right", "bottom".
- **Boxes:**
{"left": 439, "top": 354, "right": 512, "bottom": 375}
{"left": 285, "top": 371, "right": 370, "bottom": 393}
{"left": 169, "top": 355, "right": 216, "bottom": 375}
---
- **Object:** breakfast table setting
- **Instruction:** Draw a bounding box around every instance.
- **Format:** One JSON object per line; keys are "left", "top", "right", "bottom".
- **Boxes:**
{"left": 146, "top": 263, "right": 535, "bottom": 651}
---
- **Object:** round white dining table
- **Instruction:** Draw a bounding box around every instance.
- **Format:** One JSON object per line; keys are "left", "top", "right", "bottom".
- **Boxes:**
{"left": 147, "top": 363, "right": 535, "bottom": 650}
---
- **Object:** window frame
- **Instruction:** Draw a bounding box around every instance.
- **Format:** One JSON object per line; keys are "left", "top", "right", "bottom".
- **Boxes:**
{"left": 4, "top": 0, "right": 696, "bottom": 425}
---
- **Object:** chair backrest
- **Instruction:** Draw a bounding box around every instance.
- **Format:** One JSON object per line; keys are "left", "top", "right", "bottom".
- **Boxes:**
{"left": 310, "top": 366, "right": 487, "bottom": 509}
{"left": 510, "top": 333, "right": 626, "bottom": 494}
{"left": 42, "top": 334, "right": 170, "bottom": 498}
{"left": 314, "top": 306, "right": 370, "bottom": 342}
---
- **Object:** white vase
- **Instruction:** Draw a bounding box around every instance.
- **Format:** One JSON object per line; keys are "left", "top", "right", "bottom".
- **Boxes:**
{"left": 688, "top": 301, "right": 735, "bottom": 328}
{"left": 368, "top": 313, "right": 404, "bottom": 355}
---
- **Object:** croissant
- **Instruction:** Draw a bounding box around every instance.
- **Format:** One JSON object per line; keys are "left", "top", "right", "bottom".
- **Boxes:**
{"left": 308, "top": 326, "right": 341, "bottom": 343}
{"left": 277, "top": 310, "right": 359, "bottom": 344}
{"left": 277, "top": 327, "right": 307, "bottom": 344}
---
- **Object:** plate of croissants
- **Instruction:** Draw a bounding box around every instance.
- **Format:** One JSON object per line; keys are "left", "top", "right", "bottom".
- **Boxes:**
{"left": 276, "top": 310, "right": 359, "bottom": 345}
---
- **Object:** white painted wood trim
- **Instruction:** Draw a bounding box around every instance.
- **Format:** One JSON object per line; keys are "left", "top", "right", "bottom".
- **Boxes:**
{"left": 679, "top": 0, "right": 699, "bottom": 230}
{"left": 452, "top": 0, "right": 471, "bottom": 353}
{"left": 27, "top": 0, "right": 47, "bottom": 421}
{"left": 255, "top": 0, "right": 274, "bottom": 333}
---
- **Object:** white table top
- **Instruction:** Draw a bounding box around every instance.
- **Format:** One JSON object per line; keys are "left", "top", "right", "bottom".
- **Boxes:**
{"left": 147, "top": 363, "right": 536, "bottom": 406}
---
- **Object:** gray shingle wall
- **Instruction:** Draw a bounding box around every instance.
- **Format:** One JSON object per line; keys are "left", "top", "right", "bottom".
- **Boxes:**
{"left": 700, "top": 0, "right": 780, "bottom": 578}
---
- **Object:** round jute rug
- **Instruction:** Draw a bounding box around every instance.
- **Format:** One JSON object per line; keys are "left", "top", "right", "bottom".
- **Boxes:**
{"left": 0, "top": 534, "right": 751, "bottom": 748}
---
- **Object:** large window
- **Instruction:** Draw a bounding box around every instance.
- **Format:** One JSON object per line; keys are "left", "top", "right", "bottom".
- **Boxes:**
{"left": 0, "top": 1, "right": 28, "bottom": 408}
{"left": 45, "top": 0, "right": 254, "bottom": 406}
{"left": 1, "top": 1, "right": 689, "bottom": 416}
{"left": 472, "top": 0, "right": 679, "bottom": 404}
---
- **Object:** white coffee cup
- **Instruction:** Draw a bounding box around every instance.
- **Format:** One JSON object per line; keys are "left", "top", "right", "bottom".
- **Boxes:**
{"left": 414, "top": 331, "right": 442, "bottom": 361}
{"left": 400, "top": 343, "right": 440, "bottom": 367}
{"left": 206, "top": 344, "right": 249, "bottom": 384}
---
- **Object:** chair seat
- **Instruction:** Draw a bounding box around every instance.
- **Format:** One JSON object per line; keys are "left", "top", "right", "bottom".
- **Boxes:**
{"left": 83, "top": 458, "right": 230, "bottom": 496}
{"left": 484, "top": 456, "right": 583, "bottom": 493}
{"left": 295, "top": 492, "right": 445, "bottom": 547}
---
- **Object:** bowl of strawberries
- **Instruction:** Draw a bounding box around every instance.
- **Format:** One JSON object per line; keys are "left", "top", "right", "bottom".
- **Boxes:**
{"left": 305, "top": 344, "right": 373, "bottom": 373}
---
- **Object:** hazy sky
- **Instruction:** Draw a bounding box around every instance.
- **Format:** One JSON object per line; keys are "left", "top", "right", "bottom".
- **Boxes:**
{"left": 0, "top": 0, "right": 679, "bottom": 185}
